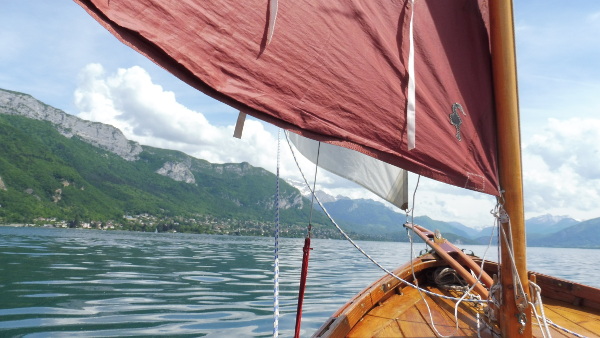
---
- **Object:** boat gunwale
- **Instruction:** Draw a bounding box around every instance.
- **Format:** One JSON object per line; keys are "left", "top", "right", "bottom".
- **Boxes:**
{"left": 313, "top": 255, "right": 600, "bottom": 337}
{"left": 312, "top": 255, "right": 449, "bottom": 337}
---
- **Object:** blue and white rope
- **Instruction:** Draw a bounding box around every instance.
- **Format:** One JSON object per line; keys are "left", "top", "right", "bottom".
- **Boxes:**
{"left": 545, "top": 319, "right": 589, "bottom": 338}
{"left": 273, "top": 130, "right": 281, "bottom": 338}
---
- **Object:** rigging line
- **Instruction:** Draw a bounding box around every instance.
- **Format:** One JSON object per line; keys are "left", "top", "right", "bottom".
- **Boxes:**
{"left": 273, "top": 129, "right": 281, "bottom": 338}
{"left": 452, "top": 213, "right": 498, "bottom": 331}
{"left": 529, "top": 281, "right": 551, "bottom": 338}
{"left": 307, "top": 142, "right": 321, "bottom": 236}
{"left": 497, "top": 216, "right": 531, "bottom": 332}
{"left": 407, "top": 174, "right": 420, "bottom": 278}
{"left": 476, "top": 313, "right": 482, "bottom": 338}
{"left": 407, "top": 176, "right": 497, "bottom": 337}
{"left": 408, "top": 175, "right": 427, "bottom": 252}
{"left": 294, "top": 140, "right": 319, "bottom": 338}
{"left": 283, "top": 132, "right": 488, "bottom": 304}
{"left": 494, "top": 193, "right": 505, "bottom": 283}
{"left": 498, "top": 215, "right": 528, "bottom": 309}
{"left": 543, "top": 319, "right": 590, "bottom": 338}
{"left": 494, "top": 202, "right": 502, "bottom": 278}
{"left": 407, "top": 229, "right": 450, "bottom": 338}
{"left": 530, "top": 305, "right": 547, "bottom": 338}
{"left": 406, "top": 176, "right": 450, "bottom": 338}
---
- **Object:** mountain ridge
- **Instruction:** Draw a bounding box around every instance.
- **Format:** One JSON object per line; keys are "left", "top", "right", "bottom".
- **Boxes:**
{"left": 0, "top": 89, "right": 142, "bottom": 161}
{"left": 290, "top": 182, "right": 599, "bottom": 248}
{"left": 1, "top": 88, "right": 598, "bottom": 247}
{"left": 0, "top": 88, "right": 339, "bottom": 237}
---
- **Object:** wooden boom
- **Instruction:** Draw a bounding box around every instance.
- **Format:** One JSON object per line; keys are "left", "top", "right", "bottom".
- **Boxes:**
{"left": 404, "top": 223, "right": 493, "bottom": 299}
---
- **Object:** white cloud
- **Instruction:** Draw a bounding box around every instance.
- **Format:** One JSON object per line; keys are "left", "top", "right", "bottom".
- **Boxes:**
{"left": 523, "top": 118, "right": 600, "bottom": 219}
{"left": 405, "top": 176, "right": 496, "bottom": 229}
{"left": 74, "top": 64, "right": 275, "bottom": 168}
{"left": 72, "top": 64, "right": 600, "bottom": 229}
{"left": 73, "top": 64, "right": 339, "bottom": 190}
{"left": 76, "top": 64, "right": 217, "bottom": 142}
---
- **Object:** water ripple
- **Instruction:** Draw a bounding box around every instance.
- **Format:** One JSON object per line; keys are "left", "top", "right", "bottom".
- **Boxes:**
{"left": 1, "top": 226, "right": 598, "bottom": 337}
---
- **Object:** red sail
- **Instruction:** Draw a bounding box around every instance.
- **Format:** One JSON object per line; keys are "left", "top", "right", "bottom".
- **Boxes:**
{"left": 74, "top": 0, "right": 499, "bottom": 195}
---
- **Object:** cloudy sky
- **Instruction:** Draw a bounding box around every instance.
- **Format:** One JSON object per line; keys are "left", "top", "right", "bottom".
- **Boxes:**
{"left": 1, "top": 1, "right": 599, "bottom": 229}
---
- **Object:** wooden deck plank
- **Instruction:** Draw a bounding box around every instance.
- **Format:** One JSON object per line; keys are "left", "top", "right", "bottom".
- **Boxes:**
{"left": 541, "top": 298, "right": 600, "bottom": 338}
{"left": 347, "top": 314, "right": 401, "bottom": 338}
{"left": 396, "top": 303, "right": 437, "bottom": 337}
{"left": 374, "top": 321, "right": 404, "bottom": 337}
{"left": 368, "top": 287, "right": 423, "bottom": 319}
{"left": 551, "top": 308, "right": 600, "bottom": 334}
{"left": 427, "top": 288, "right": 480, "bottom": 327}
{"left": 414, "top": 296, "right": 465, "bottom": 337}
{"left": 348, "top": 287, "right": 422, "bottom": 337}
{"left": 313, "top": 256, "right": 600, "bottom": 338}
{"left": 544, "top": 297, "right": 600, "bottom": 319}
{"left": 422, "top": 286, "right": 493, "bottom": 337}
{"left": 339, "top": 290, "right": 375, "bottom": 332}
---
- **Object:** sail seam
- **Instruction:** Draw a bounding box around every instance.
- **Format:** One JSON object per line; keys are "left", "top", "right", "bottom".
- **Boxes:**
{"left": 407, "top": 0, "right": 417, "bottom": 150}
{"left": 266, "top": 0, "right": 278, "bottom": 46}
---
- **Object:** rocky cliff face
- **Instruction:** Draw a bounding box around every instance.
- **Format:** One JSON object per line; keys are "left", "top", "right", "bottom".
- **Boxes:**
{"left": 0, "top": 88, "right": 306, "bottom": 212}
{"left": 278, "top": 192, "right": 304, "bottom": 210}
{"left": 0, "top": 89, "right": 142, "bottom": 161}
{"left": 156, "top": 161, "right": 196, "bottom": 184}
{"left": 211, "top": 162, "right": 258, "bottom": 175}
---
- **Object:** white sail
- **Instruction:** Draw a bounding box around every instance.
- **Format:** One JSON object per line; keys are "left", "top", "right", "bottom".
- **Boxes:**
{"left": 288, "top": 133, "right": 408, "bottom": 210}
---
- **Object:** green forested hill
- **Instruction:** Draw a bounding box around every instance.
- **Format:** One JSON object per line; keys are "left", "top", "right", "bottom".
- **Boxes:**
{"left": 0, "top": 113, "right": 330, "bottom": 235}
{"left": 0, "top": 114, "right": 122, "bottom": 221}
{"left": 2, "top": 89, "right": 597, "bottom": 246}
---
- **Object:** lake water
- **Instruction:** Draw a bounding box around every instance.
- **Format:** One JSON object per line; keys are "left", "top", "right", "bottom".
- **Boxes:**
{"left": 1, "top": 226, "right": 599, "bottom": 337}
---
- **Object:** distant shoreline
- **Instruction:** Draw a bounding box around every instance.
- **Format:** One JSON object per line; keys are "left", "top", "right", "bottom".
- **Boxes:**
{"left": 2, "top": 224, "right": 599, "bottom": 250}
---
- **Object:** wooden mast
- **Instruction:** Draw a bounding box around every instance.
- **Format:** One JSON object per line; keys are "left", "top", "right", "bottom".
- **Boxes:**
{"left": 489, "top": 0, "right": 532, "bottom": 336}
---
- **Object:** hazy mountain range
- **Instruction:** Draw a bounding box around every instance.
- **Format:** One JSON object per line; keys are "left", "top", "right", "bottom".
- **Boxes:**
{"left": 1, "top": 88, "right": 598, "bottom": 248}
{"left": 315, "top": 195, "right": 598, "bottom": 248}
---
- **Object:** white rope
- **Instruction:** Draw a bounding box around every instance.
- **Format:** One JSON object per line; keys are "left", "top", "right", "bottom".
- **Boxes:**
{"left": 407, "top": 217, "right": 449, "bottom": 337}
{"left": 307, "top": 142, "right": 321, "bottom": 234}
{"left": 273, "top": 130, "right": 281, "bottom": 338}
{"left": 493, "top": 203, "right": 589, "bottom": 338}
{"left": 476, "top": 313, "right": 482, "bottom": 338}
{"left": 529, "top": 281, "right": 551, "bottom": 338}
{"left": 531, "top": 280, "right": 591, "bottom": 338}
{"left": 498, "top": 216, "right": 529, "bottom": 310}
{"left": 406, "top": 175, "right": 451, "bottom": 338}
{"left": 451, "top": 217, "right": 496, "bottom": 331}
{"left": 284, "top": 132, "right": 489, "bottom": 305}
{"left": 544, "top": 319, "right": 590, "bottom": 338}
{"left": 406, "top": 193, "right": 497, "bottom": 337}
{"left": 530, "top": 303, "right": 547, "bottom": 338}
